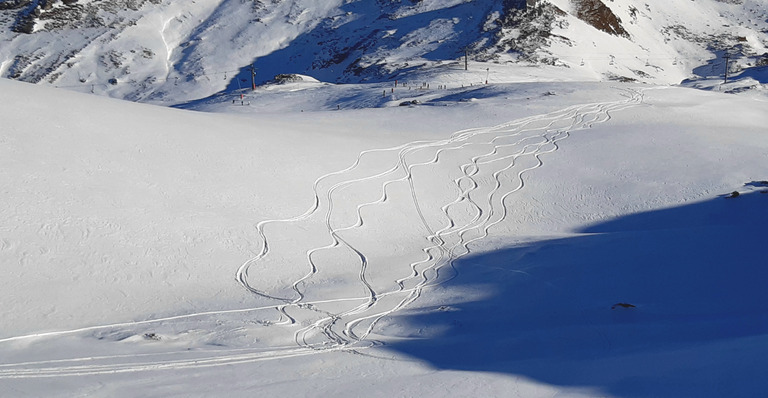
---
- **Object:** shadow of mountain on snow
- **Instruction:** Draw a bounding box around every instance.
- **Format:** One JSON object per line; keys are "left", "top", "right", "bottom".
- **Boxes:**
{"left": 225, "top": 0, "right": 500, "bottom": 88}
{"left": 383, "top": 190, "right": 768, "bottom": 397}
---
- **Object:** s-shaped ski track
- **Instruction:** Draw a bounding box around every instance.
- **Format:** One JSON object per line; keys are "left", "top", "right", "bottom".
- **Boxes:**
{"left": 0, "top": 88, "right": 646, "bottom": 378}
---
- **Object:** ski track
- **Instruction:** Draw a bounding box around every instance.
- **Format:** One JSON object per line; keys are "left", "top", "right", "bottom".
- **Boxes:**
{"left": 0, "top": 88, "right": 645, "bottom": 378}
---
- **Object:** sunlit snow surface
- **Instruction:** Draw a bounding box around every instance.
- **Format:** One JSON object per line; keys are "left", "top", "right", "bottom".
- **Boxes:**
{"left": 1, "top": 0, "right": 767, "bottom": 103}
{"left": 1, "top": 62, "right": 767, "bottom": 398}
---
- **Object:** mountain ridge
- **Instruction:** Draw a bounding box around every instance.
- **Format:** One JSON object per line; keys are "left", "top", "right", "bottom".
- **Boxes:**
{"left": 1, "top": 0, "right": 766, "bottom": 103}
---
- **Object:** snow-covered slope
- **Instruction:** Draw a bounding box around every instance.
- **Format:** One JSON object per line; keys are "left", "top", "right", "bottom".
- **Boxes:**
{"left": 0, "top": 0, "right": 502, "bottom": 102}
{"left": 1, "top": 0, "right": 767, "bottom": 103}
{"left": 1, "top": 69, "right": 767, "bottom": 396}
{"left": 538, "top": 0, "right": 768, "bottom": 84}
{"left": 1, "top": 1, "right": 767, "bottom": 396}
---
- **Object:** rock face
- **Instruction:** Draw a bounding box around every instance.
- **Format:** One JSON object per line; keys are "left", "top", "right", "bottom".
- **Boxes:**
{"left": 273, "top": 74, "right": 304, "bottom": 83}
{"left": 572, "top": 0, "right": 629, "bottom": 38}
{"left": 0, "top": 0, "right": 765, "bottom": 102}
{"left": 493, "top": 1, "right": 568, "bottom": 64}
{"left": 7, "top": 0, "right": 161, "bottom": 33}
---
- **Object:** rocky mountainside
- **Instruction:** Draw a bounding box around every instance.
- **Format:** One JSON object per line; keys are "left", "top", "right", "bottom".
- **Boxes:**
{"left": 1, "top": 0, "right": 766, "bottom": 103}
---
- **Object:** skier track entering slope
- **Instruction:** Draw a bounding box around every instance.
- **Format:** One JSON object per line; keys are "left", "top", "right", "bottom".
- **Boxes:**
{"left": 238, "top": 87, "right": 646, "bottom": 350}
{"left": 0, "top": 88, "right": 646, "bottom": 378}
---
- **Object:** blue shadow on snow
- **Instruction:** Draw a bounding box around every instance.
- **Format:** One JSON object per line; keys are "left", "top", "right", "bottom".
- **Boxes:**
{"left": 383, "top": 189, "right": 768, "bottom": 397}
{"left": 224, "top": 0, "right": 501, "bottom": 89}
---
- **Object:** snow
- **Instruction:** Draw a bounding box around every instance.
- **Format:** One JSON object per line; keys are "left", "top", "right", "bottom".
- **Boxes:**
{"left": 2, "top": 60, "right": 768, "bottom": 397}
{"left": 1, "top": 1, "right": 767, "bottom": 395}
{"left": 4, "top": 0, "right": 766, "bottom": 103}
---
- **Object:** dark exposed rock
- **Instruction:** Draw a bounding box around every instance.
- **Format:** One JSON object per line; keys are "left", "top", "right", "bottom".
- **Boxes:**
{"left": 274, "top": 74, "right": 304, "bottom": 83}
{"left": 0, "top": 1, "right": 33, "bottom": 11}
{"left": 573, "top": 0, "right": 629, "bottom": 38}
{"left": 492, "top": 1, "right": 569, "bottom": 63}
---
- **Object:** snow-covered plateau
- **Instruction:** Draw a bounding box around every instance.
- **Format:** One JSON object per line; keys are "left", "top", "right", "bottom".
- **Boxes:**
{"left": 1, "top": 0, "right": 768, "bottom": 397}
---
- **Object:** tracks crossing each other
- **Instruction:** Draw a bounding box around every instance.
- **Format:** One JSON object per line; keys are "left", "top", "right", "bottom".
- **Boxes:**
{"left": 0, "top": 87, "right": 645, "bottom": 378}
{"left": 238, "top": 87, "right": 646, "bottom": 349}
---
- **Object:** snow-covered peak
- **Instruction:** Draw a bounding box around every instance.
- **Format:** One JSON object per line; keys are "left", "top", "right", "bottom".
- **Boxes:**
{"left": 1, "top": 0, "right": 766, "bottom": 103}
